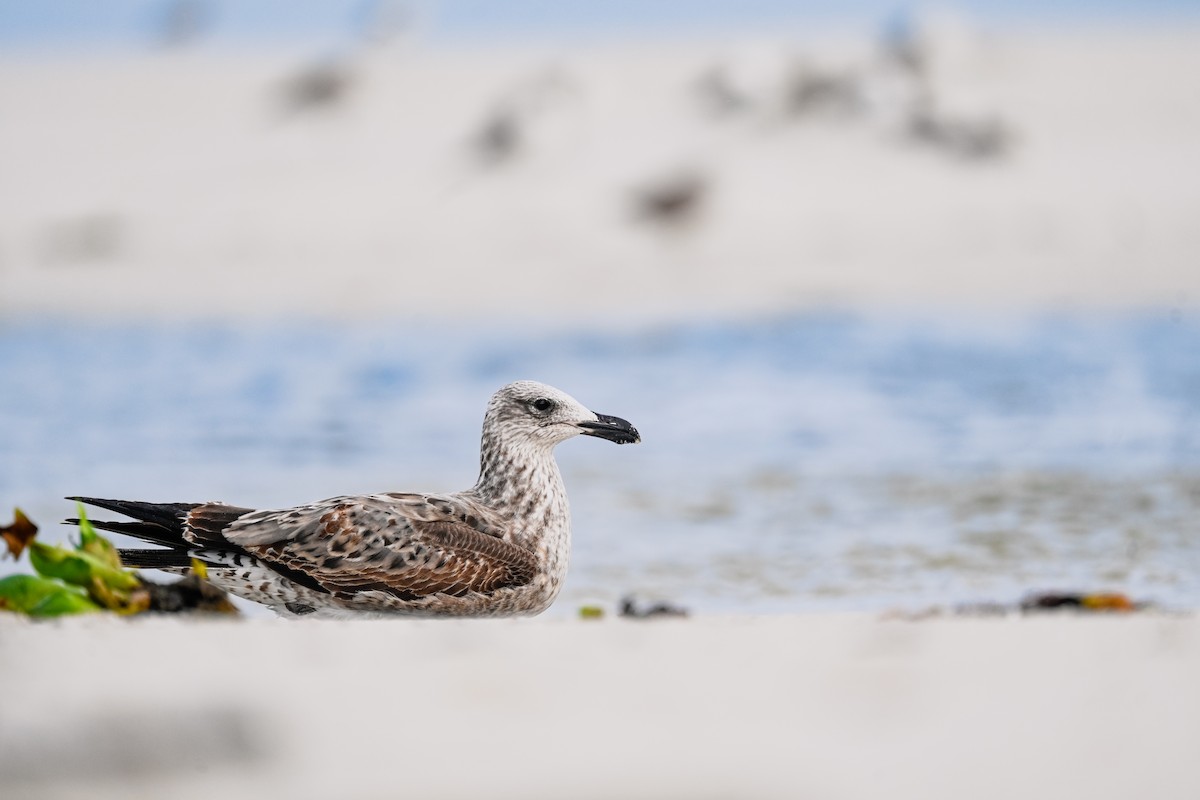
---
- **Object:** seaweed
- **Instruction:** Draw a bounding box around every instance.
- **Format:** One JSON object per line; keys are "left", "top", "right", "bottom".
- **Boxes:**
{"left": 0, "top": 506, "right": 237, "bottom": 618}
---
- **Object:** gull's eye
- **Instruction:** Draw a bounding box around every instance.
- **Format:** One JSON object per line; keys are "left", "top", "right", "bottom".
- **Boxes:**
{"left": 532, "top": 398, "right": 554, "bottom": 413}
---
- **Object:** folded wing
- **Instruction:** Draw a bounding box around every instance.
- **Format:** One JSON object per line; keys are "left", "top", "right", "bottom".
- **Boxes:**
{"left": 219, "top": 494, "right": 535, "bottom": 601}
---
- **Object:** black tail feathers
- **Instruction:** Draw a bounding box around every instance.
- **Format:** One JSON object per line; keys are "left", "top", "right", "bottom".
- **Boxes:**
{"left": 66, "top": 496, "right": 261, "bottom": 574}
{"left": 67, "top": 497, "right": 198, "bottom": 532}
{"left": 63, "top": 517, "right": 179, "bottom": 548}
{"left": 66, "top": 497, "right": 201, "bottom": 565}
{"left": 116, "top": 548, "right": 196, "bottom": 570}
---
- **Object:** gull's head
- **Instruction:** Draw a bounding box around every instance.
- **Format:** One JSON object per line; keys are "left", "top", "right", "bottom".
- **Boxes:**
{"left": 484, "top": 380, "right": 641, "bottom": 448}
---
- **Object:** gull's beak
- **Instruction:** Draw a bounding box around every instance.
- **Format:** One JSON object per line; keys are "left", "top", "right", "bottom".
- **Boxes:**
{"left": 577, "top": 412, "right": 641, "bottom": 445}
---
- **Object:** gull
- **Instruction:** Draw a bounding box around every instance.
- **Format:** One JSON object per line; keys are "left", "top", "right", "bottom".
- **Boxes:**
{"left": 68, "top": 381, "right": 639, "bottom": 618}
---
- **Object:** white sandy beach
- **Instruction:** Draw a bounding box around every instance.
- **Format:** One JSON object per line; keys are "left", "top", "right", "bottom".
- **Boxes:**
{"left": 2, "top": 613, "right": 1197, "bottom": 800}
{"left": 1, "top": 26, "right": 1199, "bottom": 320}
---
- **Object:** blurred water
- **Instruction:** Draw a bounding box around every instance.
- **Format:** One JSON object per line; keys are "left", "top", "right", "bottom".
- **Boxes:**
{"left": 2, "top": 311, "right": 1198, "bottom": 614}
{"left": 4, "top": 0, "right": 1198, "bottom": 52}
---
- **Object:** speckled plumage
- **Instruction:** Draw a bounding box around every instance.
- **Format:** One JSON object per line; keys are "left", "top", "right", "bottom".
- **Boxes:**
{"left": 69, "top": 381, "right": 639, "bottom": 618}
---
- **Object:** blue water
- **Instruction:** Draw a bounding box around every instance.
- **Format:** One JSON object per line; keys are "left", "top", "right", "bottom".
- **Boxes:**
{"left": 2, "top": 0, "right": 1197, "bottom": 51}
{"left": 2, "top": 312, "right": 1199, "bottom": 613}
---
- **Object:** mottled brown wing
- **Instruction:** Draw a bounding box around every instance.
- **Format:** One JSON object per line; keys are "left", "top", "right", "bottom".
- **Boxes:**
{"left": 223, "top": 495, "right": 535, "bottom": 601}
{"left": 185, "top": 503, "right": 256, "bottom": 547}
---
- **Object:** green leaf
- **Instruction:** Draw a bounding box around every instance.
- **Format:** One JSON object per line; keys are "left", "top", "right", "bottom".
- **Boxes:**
{"left": 29, "top": 541, "right": 140, "bottom": 593}
{"left": 75, "top": 503, "right": 122, "bottom": 569}
{"left": 578, "top": 605, "right": 605, "bottom": 619}
{"left": 0, "top": 574, "right": 100, "bottom": 617}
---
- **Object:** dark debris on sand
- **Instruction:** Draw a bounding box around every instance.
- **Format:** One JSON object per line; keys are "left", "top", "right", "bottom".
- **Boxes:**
{"left": 139, "top": 573, "right": 239, "bottom": 615}
{"left": 619, "top": 595, "right": 690, "bottom": 619}
{"left": 890, "top": 591, "right": 1155, "bottom": 620}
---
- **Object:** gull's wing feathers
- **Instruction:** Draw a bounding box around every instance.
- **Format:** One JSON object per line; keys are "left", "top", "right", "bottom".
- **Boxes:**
{"left": 213, "top": 494, "right": 535, "bottom": 601}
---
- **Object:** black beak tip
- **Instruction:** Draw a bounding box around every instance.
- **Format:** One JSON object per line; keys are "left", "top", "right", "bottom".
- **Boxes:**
{"left": 579, "top": 413, "right": 641, "bottom": 445}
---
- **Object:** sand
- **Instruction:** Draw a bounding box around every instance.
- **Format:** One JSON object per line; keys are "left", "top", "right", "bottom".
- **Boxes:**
{"left": 1, "top": 613, "right": 1197, "bottom": 800}
{"left": 1, "top": 26, "right": 1199, "bottom": 321}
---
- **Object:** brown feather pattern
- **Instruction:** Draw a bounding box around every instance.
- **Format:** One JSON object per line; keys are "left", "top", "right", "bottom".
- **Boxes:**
{"left": 223, "top": 495, "right": 537, "bottom": 602}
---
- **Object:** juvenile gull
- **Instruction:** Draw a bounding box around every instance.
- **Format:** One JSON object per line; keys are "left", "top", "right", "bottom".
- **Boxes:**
{"left": 67, "top": 381, "right": 639, "bottom": 618}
